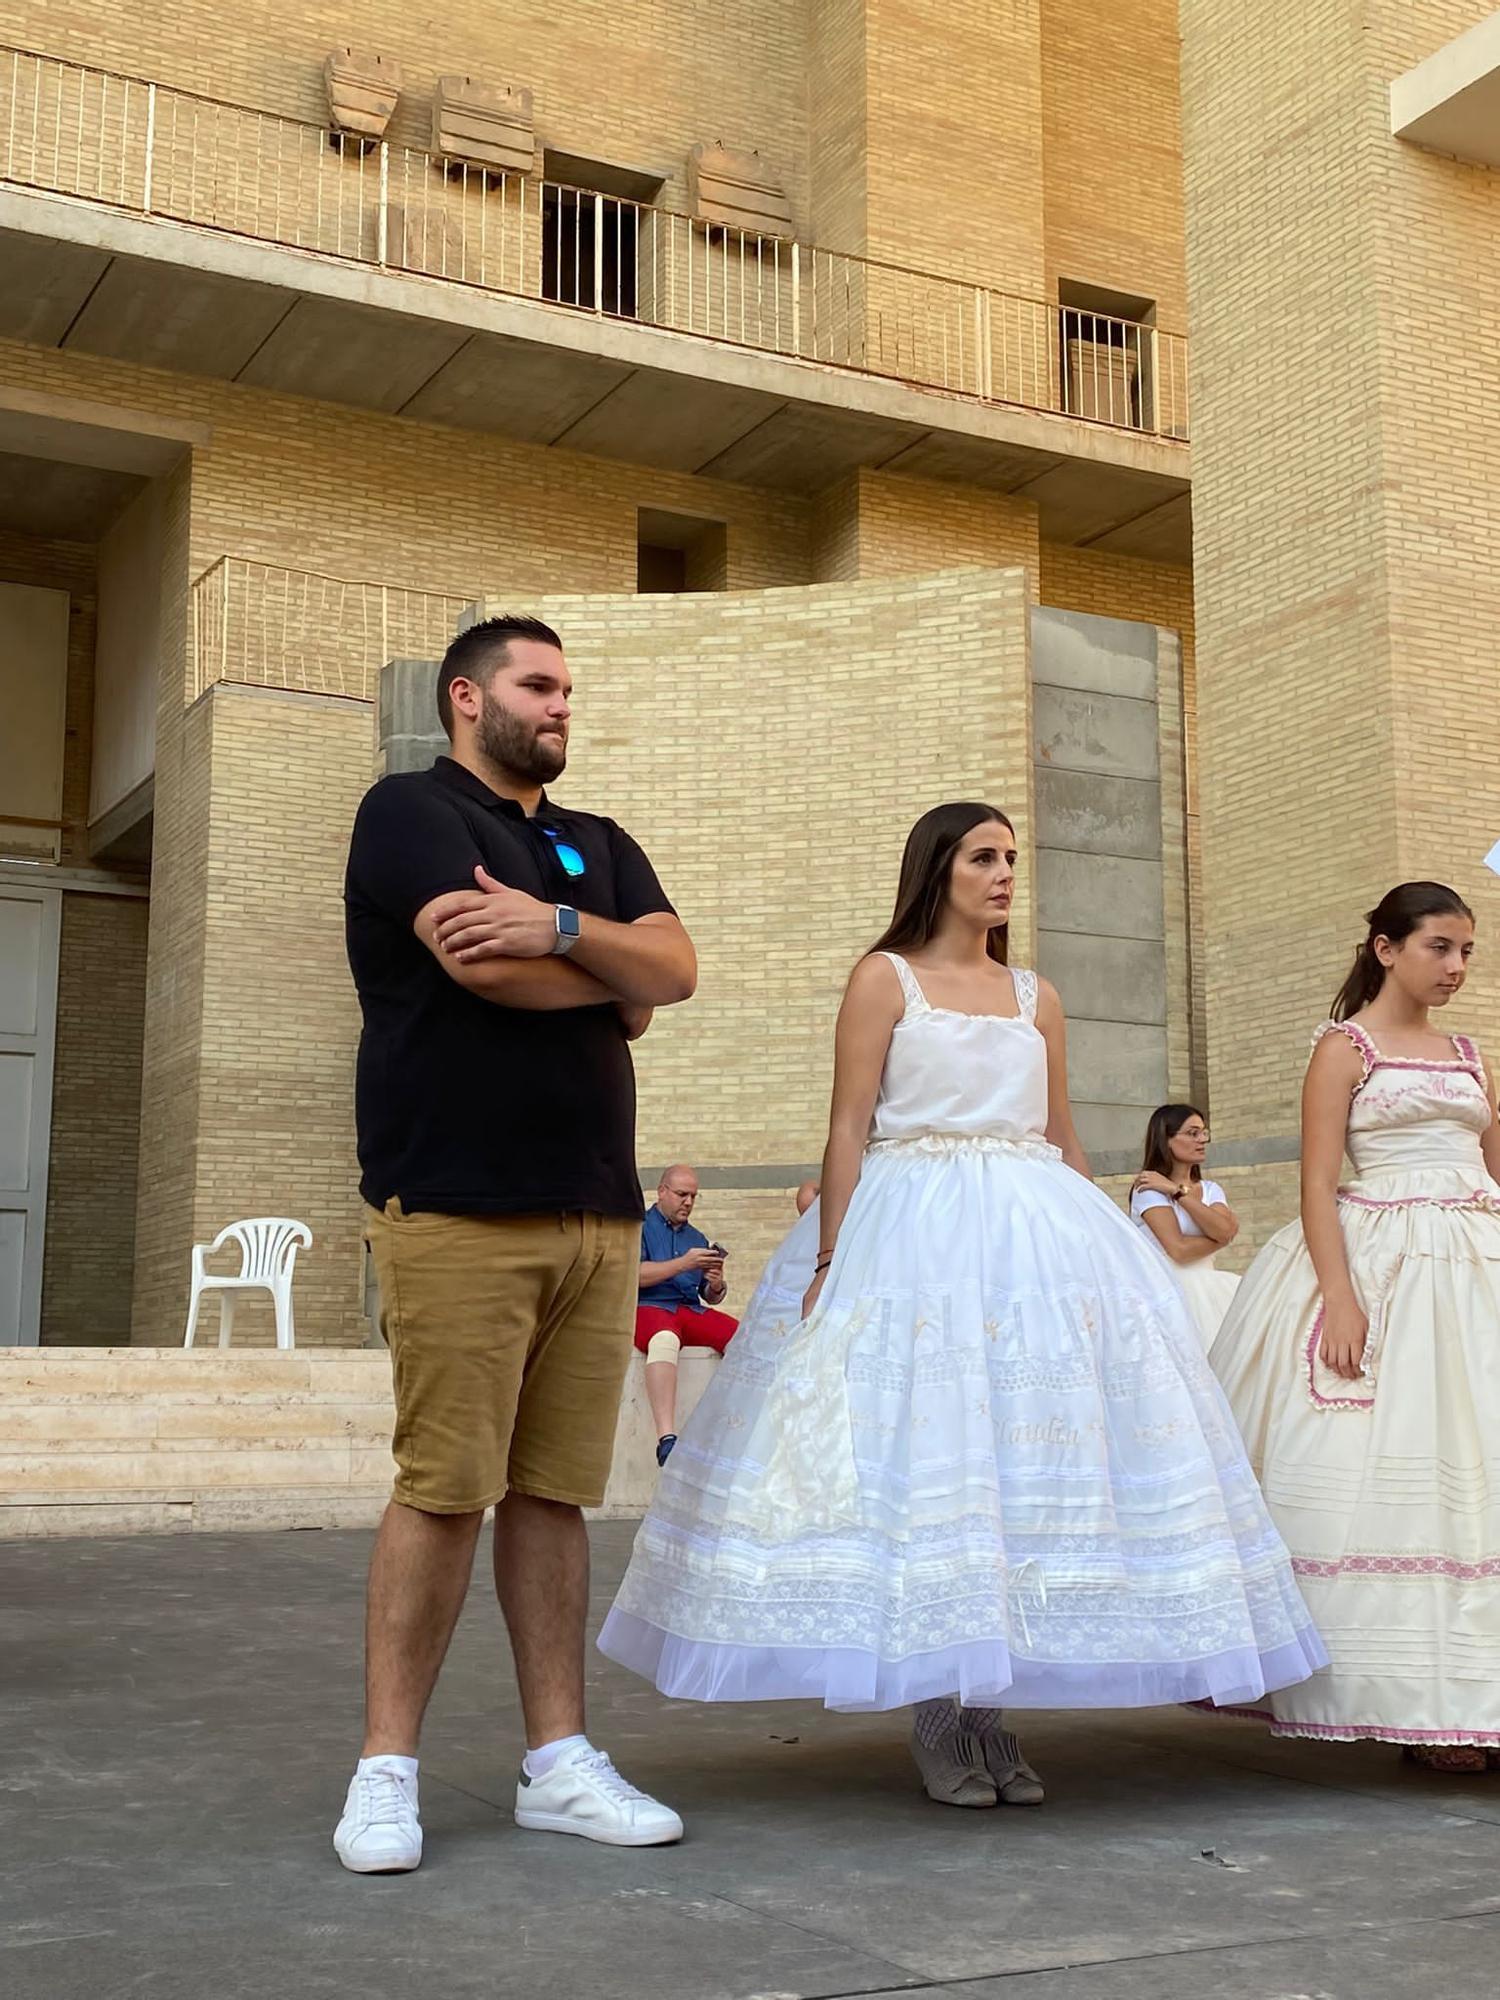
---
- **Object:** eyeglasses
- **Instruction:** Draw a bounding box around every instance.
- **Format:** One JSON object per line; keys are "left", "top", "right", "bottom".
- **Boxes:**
{"left": 1179, "top": 1127, "right": 1210, "bottom": 1142}
{"left": 542, "top": 826, "right": 586, "bottom": 878}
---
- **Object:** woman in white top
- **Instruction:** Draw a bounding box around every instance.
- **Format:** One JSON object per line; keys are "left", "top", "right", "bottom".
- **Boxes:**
{"left": 1130, "top": 1104, "right": 1241, "bottom": 1349}
{"left": 601, "top": 803, "right": 1322, "bottom": 1816}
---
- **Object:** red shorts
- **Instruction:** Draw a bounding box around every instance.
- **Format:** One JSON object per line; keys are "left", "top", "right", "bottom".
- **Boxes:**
{"left": 633, "top": 1303, "right": 739, "bottom": 1355}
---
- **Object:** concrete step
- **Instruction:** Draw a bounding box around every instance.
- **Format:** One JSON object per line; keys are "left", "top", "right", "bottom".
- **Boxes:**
{"left": 0, "top": 1343, "right": 719, "bottom": 1537}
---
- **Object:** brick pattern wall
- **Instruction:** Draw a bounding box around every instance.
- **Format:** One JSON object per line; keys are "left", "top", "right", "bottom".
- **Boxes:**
{"left": 40, "top": 892, "right": 149, "bottom": 1345}
{"left": 1040, "top": 1, "right": 1188, "bottom": 331}
{"left": 1181, "top": 0, "right": 1500, "bottom": 1148}
{"left": 513, "top": 570, "right": 1037, "bottom": 1168}
{"left": 135, "top": 572, "right": 1031, "bottom": 1345}
{"left": 28, "top": 1, "right": 812, "bottom": 229}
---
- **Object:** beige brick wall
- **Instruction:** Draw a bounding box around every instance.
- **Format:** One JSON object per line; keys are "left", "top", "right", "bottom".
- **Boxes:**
{"left": 28, "top": 1, "right": 812, "bottom": 227}
{"left": 1181, "top": 0, "right": 1500, "bottom": 1148}
{"left": 512, "top": 570, "right": 1038, "bottom": 1165}
{"left": 134, "top": 570, "right": 1031, "bottom": 1344}
{"left": 1041, "top": 1, "right": 1188, "bottom": 331}
{"left": 41, "top": 892, "right": 150, "bottom": 1345}
{"left": 812, "top": 470, "right": 1040, "bottom": 586}
{"left": 188, "top": 686, "right": 372, "bottom": 1347}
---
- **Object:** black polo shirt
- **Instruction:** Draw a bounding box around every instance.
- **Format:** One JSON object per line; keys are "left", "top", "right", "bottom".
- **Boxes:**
{"left": 344, "top": 757, "right": 674, "bottom": 1218}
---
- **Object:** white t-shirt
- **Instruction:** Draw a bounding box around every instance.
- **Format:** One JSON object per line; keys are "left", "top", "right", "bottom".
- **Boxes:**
{"left": 1130, "top": 1179, "right": 1227, "bottom": 1241}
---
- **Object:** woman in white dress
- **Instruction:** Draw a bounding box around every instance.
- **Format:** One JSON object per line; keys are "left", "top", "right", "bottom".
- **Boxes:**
{"left": 1130, "top": 1105, "right": 1241, "bottom": 1349}
{"left": 599, "top": 803, "right": 1325, "bottom": 1810}
{"left": 1210, "top": 881, "right": 1500, "bottom": 1770}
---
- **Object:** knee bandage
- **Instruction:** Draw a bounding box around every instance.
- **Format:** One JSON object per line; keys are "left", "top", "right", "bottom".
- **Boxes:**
{"left": 645, "top": 1330, "right": 682, "bottom": 1366}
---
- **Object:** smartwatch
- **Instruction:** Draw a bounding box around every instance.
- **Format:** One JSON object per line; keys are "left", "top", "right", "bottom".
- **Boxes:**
{"left": 552, "top": 905, "right": 581, "bottom": 956}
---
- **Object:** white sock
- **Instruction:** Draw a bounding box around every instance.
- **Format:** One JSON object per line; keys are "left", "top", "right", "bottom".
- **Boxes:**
{"left": 359, "top": 1753, "right": 418, "bottom": 1780}
{"left": 524, "top": 1733, "right": 591, "bottom": 1779}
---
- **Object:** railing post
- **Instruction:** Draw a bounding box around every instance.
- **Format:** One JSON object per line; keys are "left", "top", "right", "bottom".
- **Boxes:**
{"left": 593, "top": 192, "right": 605, "bottom": 313}
{"left": 219, "top": 561, "right": 230, "bottom": 693}
{"left": 975, "top": 289, "right": 993, "bottom": 401}
{"left": 376, "top": 141, "right": 389, "bottom": 266}
{"left": 790, "top": 241, "right": 801, "bottom": 357}
{"left": 142, "top": 81, "right": 156, "bottom": 214}
{"left": 1148, "top": 323, "right": 1161, "bottom": 434}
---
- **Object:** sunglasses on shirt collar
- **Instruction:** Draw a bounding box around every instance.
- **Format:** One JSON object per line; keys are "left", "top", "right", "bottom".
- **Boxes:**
{"left": 541, "top": 825, "right": 587, "bottom": 878}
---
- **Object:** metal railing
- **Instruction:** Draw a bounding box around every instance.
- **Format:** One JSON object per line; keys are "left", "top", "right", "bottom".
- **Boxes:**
{"left": 191, "top": 556, "right": 473, "bottom": 702}
{"left": 2, "top": 46, "right": 1189, "bottom": 439}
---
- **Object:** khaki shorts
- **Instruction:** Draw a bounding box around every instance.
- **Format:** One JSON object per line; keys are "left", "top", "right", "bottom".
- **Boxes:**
{"left": 364, "top": 1200, "right": 639, "bottom": 1514}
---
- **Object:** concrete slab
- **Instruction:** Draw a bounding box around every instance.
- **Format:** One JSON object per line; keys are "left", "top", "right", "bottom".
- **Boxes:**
{"left": 1085, "top": 489, "right": 1193, "bottom": 564}
{"left": 7, "top": 1524, "right": 1500, "bottom": 2000}
{"left": 698, "top": 401, "right": 927, "bottom": 490}
{"left": 0, "top": 228, "right": 108, "bottom": 343}
{"left": 1016, "top": 457, "right": 1188, "bottom": 548}
{"left": 63, "top": 253, "right": 292, "bottom": 378}
{"left": 1035, "top": 769, "right": 1163, "bottom": 860}
{"left": 1037, "top": 849, "right": 1164, "bottom": 941}
{"left": 0, "top": 450, "right": 143, "bottom": 539}
{"left": 1066, "top": 1018, "right": 1169, "bottom": 1107}
{"left": 236, "top": 297, "right": 471, "bottom": 412}
{"left": 398, "top": 332, "right": 635, "bottom": 440}
{"left": 1035, "top": 685, "right": 1161, "bottom": 785}
{"left": 1072, "top": 1099, "right": 1161, "bottom": 1162}
{"left": 1032, "top": 605, "right": 1160, "bottom": 700}
{"left": 553, "top": 369, "right": 786, "bottom": 473}
{"left": 879, "top": 429, "right": 1061, "bottom": 493}
{"left": 1038, "top": 931, "right": 1168, "bottom": 1026}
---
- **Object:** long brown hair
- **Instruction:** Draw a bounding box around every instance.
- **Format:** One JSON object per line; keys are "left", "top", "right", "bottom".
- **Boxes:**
{"left": 869, "top": 802, "right": 1015, "bottom": 964}
{"left": 1331, "top": 881, "right": 1474, "bottom": 1020}
{"left": 1140, "top": 1103, "right": 1206, "bottom": 1184}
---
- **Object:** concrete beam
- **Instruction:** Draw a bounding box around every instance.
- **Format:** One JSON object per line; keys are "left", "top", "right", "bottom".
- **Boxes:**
{"left": 1391, "top": 11, "right": 1500, "bottom": 167}
{"left": 0, "top": 384, "right": 209, "bottom": 474}
{"left": 0, "top": 191, "right": 1190, "bottom": 543}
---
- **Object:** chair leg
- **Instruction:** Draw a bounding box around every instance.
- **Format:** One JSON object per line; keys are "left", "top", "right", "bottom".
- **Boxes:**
{"left": 217, "top": 1293, "right": 236, "bottom": 1349}
{"left": 274, "top": 1287, "right": 295, "bottom": 1351}
{"left": 184, "top": 1288, "right": 202, "bottom": 1348}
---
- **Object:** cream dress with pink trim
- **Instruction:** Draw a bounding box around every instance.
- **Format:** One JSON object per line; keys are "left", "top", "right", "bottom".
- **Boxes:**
{"left": 1209, "top": 1019, "right": 1500, "bottom": 1745}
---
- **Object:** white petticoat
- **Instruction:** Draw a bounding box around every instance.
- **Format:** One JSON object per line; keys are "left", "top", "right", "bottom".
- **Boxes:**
{"left": 600, "top": 1137, "right": 1325, "bottom": 1712}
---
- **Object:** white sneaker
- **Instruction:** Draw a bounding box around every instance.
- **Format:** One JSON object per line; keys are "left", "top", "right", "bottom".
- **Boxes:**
{"left": 333, "top": 1758, "right": 423, "bottom": 1873}
{"left": 514, "top": 1744, "right": 684, "bottom": 1846}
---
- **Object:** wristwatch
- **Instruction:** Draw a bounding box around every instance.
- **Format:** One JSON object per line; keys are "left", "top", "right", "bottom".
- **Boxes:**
{"left": 552, "top": 905, "right": 581, "bottom": 956}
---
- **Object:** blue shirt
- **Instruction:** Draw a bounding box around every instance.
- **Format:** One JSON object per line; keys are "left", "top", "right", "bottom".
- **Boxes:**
{"left": 639, "top": 1206, "right": 710, "bottom": 1310}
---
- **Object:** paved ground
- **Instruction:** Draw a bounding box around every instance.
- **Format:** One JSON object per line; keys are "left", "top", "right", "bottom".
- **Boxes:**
{"left": 4, "top": 1523, "right": 1500, "bottom": 2000}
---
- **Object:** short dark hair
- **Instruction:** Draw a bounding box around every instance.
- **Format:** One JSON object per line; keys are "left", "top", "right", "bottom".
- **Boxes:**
{"left": 436, "top": 615, "right": 563, "bottom": 736}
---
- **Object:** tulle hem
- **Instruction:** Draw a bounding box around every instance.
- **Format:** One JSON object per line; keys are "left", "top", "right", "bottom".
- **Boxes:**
{"left": 596, "top": 1608, "right": 1328, "bottom": 1714}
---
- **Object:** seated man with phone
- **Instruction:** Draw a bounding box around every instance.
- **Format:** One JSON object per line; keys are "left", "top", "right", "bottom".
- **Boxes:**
{"left": 636, "top": 1164, "right": 738, "bottom": 1465}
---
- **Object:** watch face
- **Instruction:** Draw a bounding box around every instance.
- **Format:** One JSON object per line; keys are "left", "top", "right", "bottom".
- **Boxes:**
{"left": 558, "top": 906, "right": 581, "bottom": 938}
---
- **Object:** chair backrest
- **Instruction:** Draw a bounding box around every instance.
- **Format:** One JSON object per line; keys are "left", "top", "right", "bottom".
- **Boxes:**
{"left": 215, "top": 1218, "right": 312, "bottom": 1281}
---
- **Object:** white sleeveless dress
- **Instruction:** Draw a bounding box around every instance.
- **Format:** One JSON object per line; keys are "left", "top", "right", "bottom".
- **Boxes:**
{"left": 599, "top": 956, "right": 1325, "bottom": 1712}
{"left": 1209, "top": 1020, "right": 1500, "bottom": 1745}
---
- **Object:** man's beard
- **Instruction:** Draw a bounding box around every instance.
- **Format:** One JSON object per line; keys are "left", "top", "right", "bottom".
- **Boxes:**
{"left": 476, "top": 690, "right": 567, "bottom": 784}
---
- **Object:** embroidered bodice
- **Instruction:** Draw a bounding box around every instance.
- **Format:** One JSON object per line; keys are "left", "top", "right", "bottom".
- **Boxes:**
{"left": 1314, "top": 1019, "right": 1495, "bottom": 1195}
{"left": 869, "top": 953, "right": 1051, "bottom": 1149}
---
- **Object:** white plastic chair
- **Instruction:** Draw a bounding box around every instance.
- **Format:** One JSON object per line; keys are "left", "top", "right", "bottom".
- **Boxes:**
{"left": 183, "top": 1218, "right": 312, "bottom": 1350}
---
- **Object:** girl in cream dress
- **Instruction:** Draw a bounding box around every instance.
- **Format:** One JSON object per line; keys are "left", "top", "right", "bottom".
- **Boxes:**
{"left": 1211, "top": 882, "right": 1500, "bottom": 1769}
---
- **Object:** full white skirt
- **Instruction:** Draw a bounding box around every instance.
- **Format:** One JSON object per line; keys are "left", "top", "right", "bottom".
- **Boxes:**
{"left": 600, "top": 1140, "right": 1325, "bottom": 1712}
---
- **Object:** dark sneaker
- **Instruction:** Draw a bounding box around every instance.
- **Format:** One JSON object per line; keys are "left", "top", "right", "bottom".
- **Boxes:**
{"left": 655, "top": 1434, "right": 677, "bottom": 1467}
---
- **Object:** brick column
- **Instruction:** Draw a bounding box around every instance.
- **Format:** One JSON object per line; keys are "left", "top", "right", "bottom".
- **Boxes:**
{"left": 1181, "top": 0, "right": 1500, "bottom": 1164}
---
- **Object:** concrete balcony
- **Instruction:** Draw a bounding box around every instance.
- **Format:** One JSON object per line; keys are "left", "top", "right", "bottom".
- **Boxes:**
{"left": 0, "top": 46, "right": 1190, "bottom": 560}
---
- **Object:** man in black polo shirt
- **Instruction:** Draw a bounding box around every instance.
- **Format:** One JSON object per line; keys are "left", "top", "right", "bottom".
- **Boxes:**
{"left": 335, "top": 615, "right": 696, "bottom": 1872}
